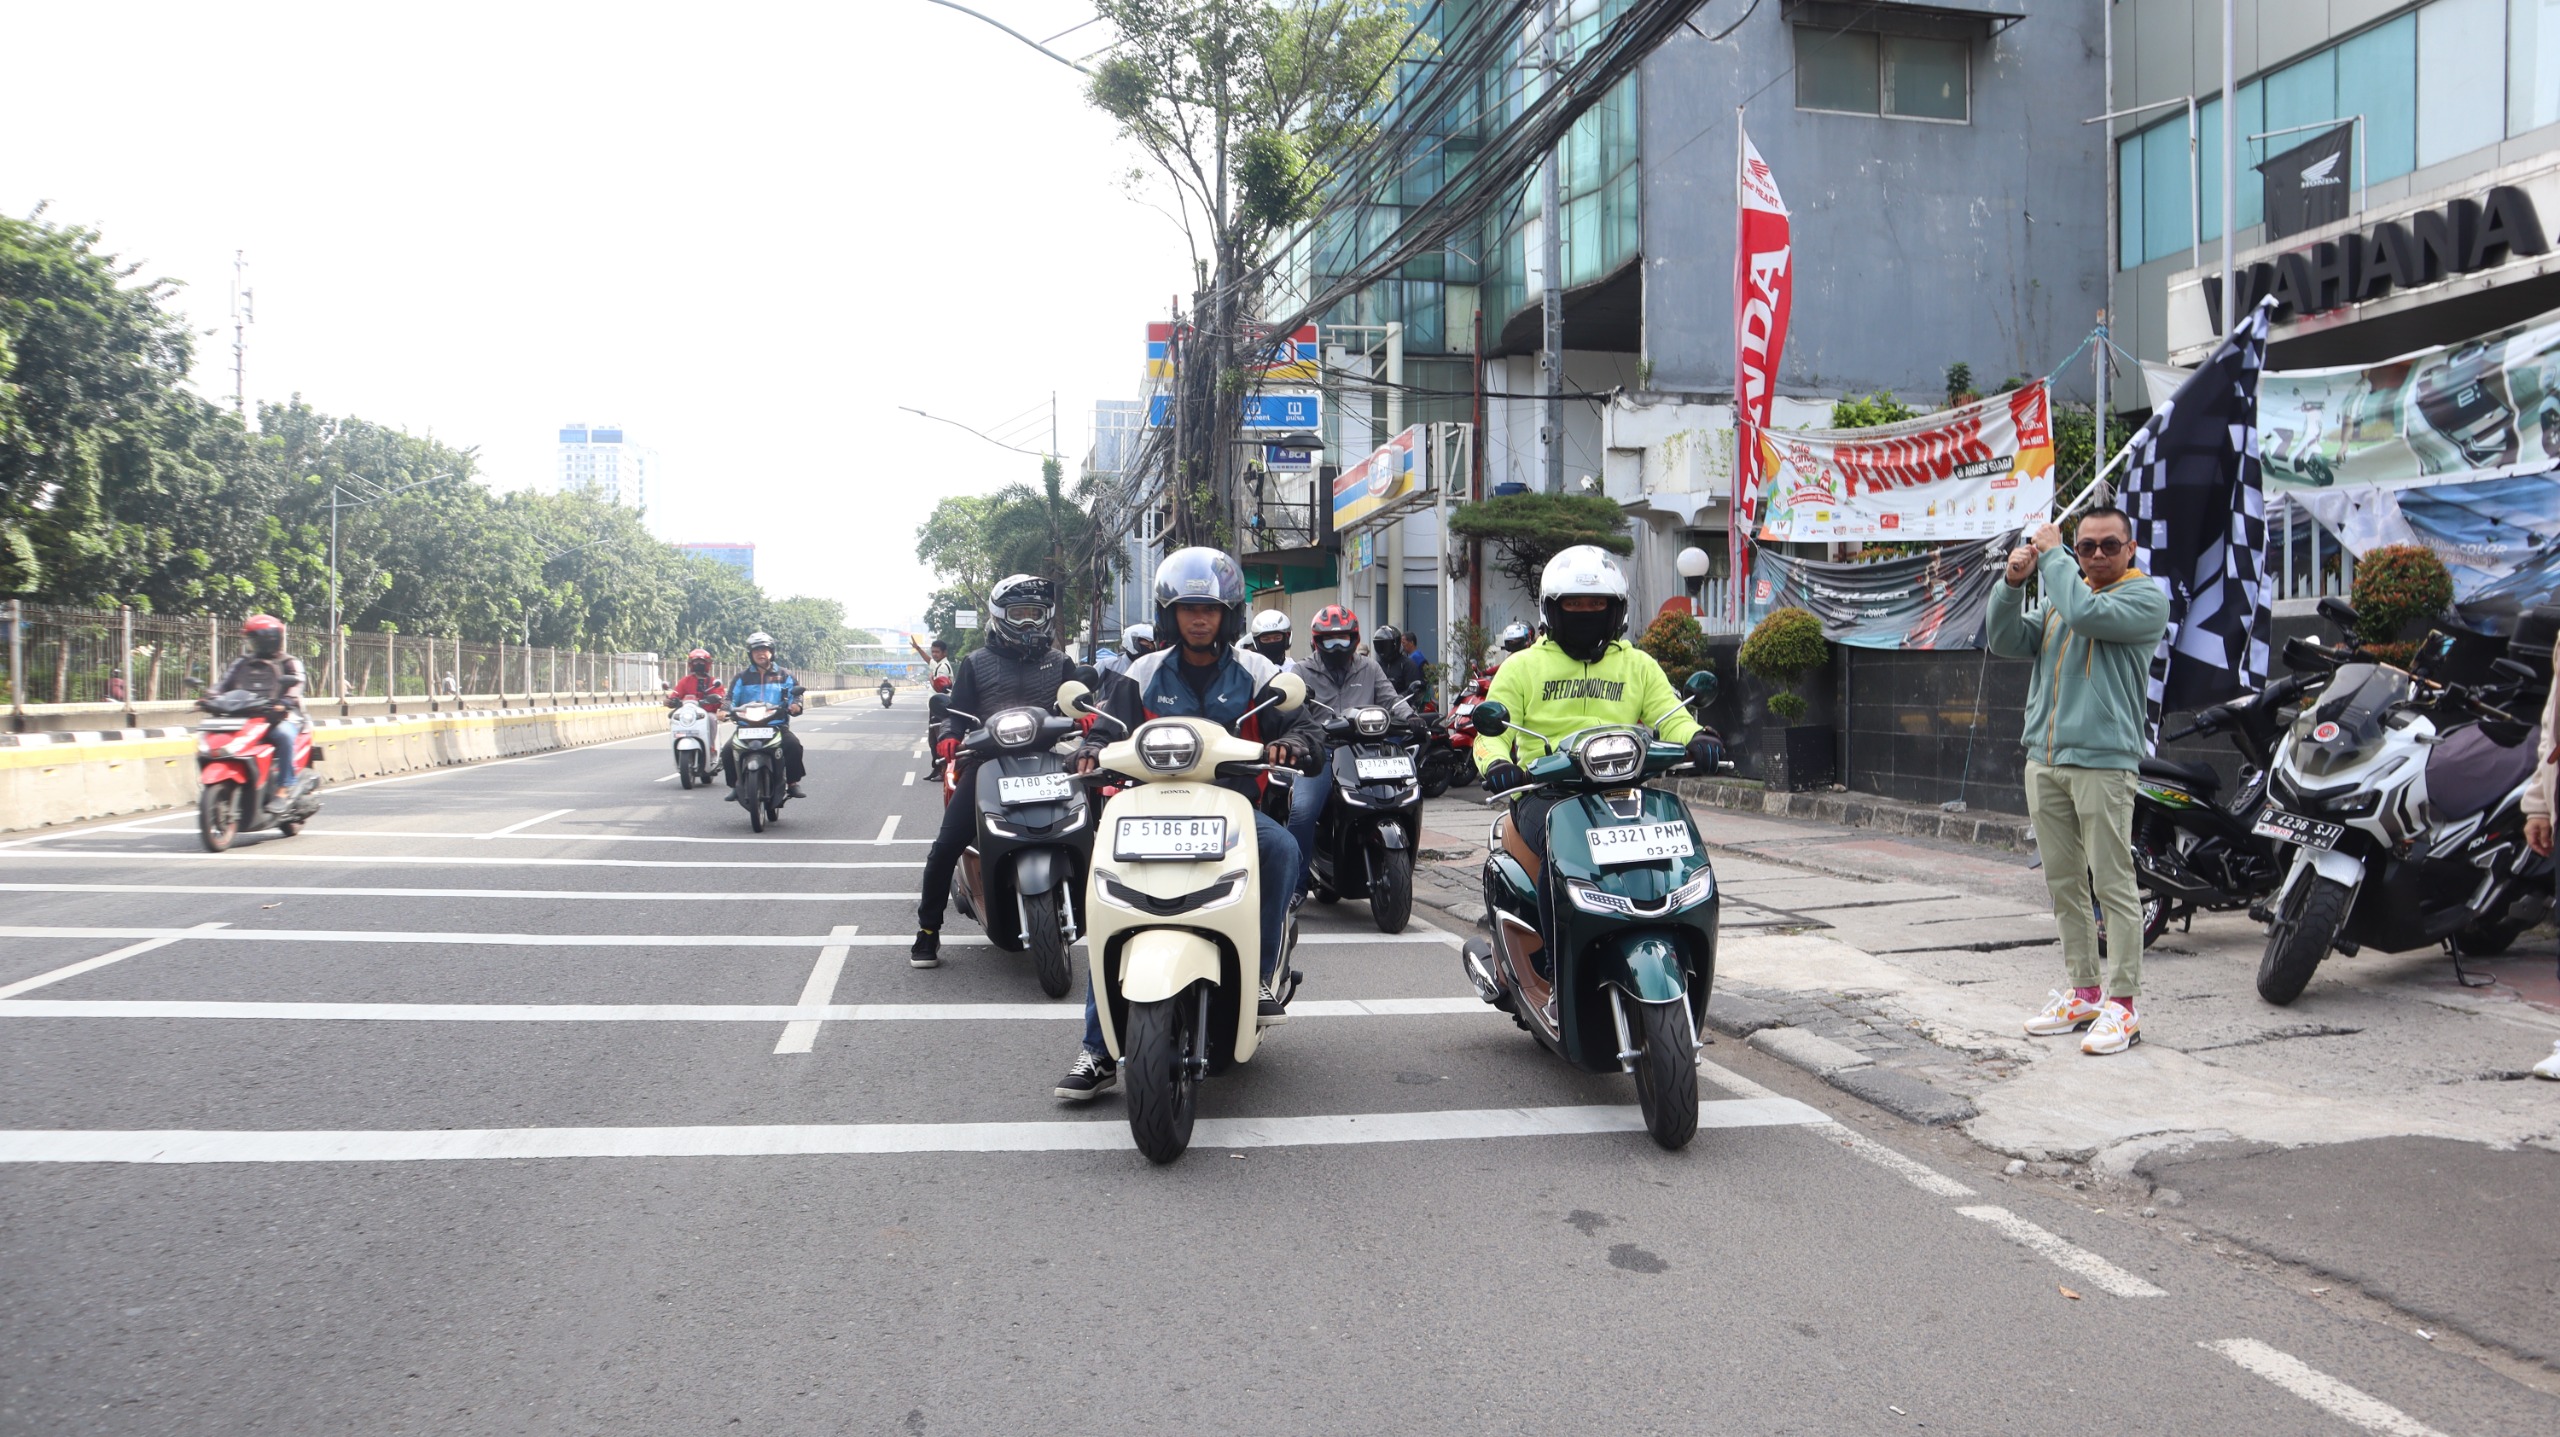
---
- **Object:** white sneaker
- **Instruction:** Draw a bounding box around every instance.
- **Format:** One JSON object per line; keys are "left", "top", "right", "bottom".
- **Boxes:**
{"left": 2080, "top": 1000, "right": 2141, "bottom": 1056}
{"left": 2532, "top": 1041, "right": 2560, "bottom": 1081}
{"left": 2024, "top": 989, "right": 2100, "bottom": 1037}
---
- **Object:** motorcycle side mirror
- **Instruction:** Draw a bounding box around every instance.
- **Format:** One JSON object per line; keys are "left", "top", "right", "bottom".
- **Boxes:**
{"left": 2281, "top": 635, "right": 2338, "bottom": 672}
{"left": 1073, "top": 664, "right": 1101, "bottom": 688}
{"left": 1267, "top": 670, "right": 1307, "bottom": 713}
{"left": 2316, "top": 595, "right": 2360, "bottom": 633}
{"left": 2492, "top": 656, "right": 2538, "bottom": 685}
{"left": 1683, "top": 670, "right": 1719, "bottom": 704}
{"left": 1055, "top": 680, "right": 1091, "bottom": 711}
{"left": 1472, "top": 701, "right": 1510, "bottom": 737}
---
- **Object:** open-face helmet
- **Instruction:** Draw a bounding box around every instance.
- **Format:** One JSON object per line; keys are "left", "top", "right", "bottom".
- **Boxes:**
{"left": 987, "top": 573, "right": 1057, "bottom": 657}
{"left": 243, "top": 614, "right": 286, "bottom": 660}
{"left": 1150, "top": 547, "right": 1247, "bottom": 651}
{"left": 1538, "top": 545, "right": 1630, "bottom": 662}
{"left": 1309, "top": 604, "right": 1360, "bottom": 672}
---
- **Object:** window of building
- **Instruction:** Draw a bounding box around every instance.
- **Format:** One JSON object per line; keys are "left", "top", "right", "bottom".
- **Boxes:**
{"left": 2515, "top": 0, "right": 2560, "bottom": 134}
{"left": 2420, "top": 0, "right": 2504, "bottom": 163}
{"left": 1794, "top": 27, "right": 1967, "bottom": 121}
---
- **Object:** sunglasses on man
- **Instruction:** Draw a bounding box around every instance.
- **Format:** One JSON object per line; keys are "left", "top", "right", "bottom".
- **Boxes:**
{"left": 2074, "top": 536, "right": 2128, "bottom": 558}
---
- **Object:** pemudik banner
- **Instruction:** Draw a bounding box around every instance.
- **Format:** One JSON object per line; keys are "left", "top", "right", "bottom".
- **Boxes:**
{"left": 1741, "top": 543, "right": 2004, "bottom": 651}
{"left": 1744, "top": 382, "right": 2057, "bottom": 543}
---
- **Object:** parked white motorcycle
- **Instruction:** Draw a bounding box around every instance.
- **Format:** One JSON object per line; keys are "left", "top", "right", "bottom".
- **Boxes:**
{"left": 669, "top": 698, "right": 718, "bottom": 789}
{"left": 2252, "top": 627, "right": 2551, "bottom": 1004}
{"left": 1071, "top": 672, "right": 1309, "bottom": 1164}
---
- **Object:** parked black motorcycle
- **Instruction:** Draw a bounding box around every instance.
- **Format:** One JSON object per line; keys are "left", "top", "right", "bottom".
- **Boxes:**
{"left": 2131, "top": 670, "right": 2320, "bottom": 946}
{"left": 942, "top": 701, "right": 1094, "bottom": 998}
{"left": 1304, "top": 701, "right": 1427, "bottom": 933}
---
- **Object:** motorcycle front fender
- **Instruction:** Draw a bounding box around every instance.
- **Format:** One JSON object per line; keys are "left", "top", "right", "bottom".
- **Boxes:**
{"left": 1116, "top": 927, "right": 1222, "bottom": 1005}
{"left": 1374, "top": 823, "right": 1410, "bottom": 851}
{"left": 1010, "top": 846, "right": 1063, "bottom": 897}
{"left": 1591, "top": 929, "right": 1691, "bottom": 1003}
{"left": 673, "top": 737, "right": 702, "bottom": 751}
{"left": 198, "top": 760, "right": 252, "bottom": 787}
{"left": 2275, "top": 844, "right": 2365, "bottom": 903}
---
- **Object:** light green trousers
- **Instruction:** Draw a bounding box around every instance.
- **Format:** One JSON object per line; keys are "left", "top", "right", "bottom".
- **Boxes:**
{"left": 2025, "top": 760, "right": 2143, "bottom": 999}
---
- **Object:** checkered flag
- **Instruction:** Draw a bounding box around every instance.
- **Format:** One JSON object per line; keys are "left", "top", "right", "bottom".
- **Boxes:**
{"left": 2121, "top": 297, "right": 2275, "bottom": 744}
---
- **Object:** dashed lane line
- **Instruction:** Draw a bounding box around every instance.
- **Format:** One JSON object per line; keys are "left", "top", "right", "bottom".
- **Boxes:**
{"left": 0, "top": 924, "right": 232, "bottom": 1000}
{"left": 2201, "top": 1340, "right": 2452, "bottom": 1437}
{"left": 0, "top": 1098, "right": 1829, "bottom": 1163}
{"left": 773, "top": 925, "right": 858, "bottom": 1053}
{"left": 1694, "top": 1056, "right": 1977, "bottom": 1198}
{"left": 0, "top": 925, "right": 1457, "bottom": 949}
{"left": 873, "top": 815, "right": 901, "bottom": 844}
{"left": 0, "top": 852, "right": 927, "bottom": 871}
{"left": 1955, "top": 1206, "right": 2166, "bottom": 1297}
{"left": 0, "top": 997, "right": 1492, "bottom": 1023}
{"left": 0, "top": 882, "right": 927, "bottom": 903}
{"left": 8, "top": 828, "right": 935, "bottom": 847}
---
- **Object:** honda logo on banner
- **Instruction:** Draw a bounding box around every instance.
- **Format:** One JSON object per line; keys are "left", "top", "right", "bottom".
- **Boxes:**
{"left": 1730, "top": 129, "right": 1792, "bottom": 621}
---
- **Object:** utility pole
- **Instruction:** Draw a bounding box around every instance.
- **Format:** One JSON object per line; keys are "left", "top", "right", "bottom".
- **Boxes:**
{"left": 1537, "top": 0, "right": 1565, "bottom": 495}
{"left": 2219, "top": 0, "right": 2237, "bottom": 337}
{"left": 229, "top": 251, "right": 254, "bottom": 417}
{"left": 2098, "top": 0, "right": 2113, "bottom": 445}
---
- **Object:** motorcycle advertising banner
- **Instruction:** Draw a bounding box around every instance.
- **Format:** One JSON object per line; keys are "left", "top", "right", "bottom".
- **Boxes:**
{"left": 2248, "top": 305, "right": 2560, "bottom": 491}
{"left": 1730, "top": 128, "right": 1791, "bottom": 620}
{"left": 1743, "top": 381, "right": 2057, "bottom": 543}
{"left": 1741, "top": 542, "right": 2004, "bottom": 650}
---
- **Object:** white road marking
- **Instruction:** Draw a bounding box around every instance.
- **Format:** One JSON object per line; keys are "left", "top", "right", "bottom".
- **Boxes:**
{"left": 2201, "top": 1340, "right": 2451, "bottom": 1437}
{"left": 0, "top": 924, "right": 231, "bottom": 1000}
{"left": 0, "top": 852, "right": 926, "bottom": 871}
{"left": 0, "top": 1098, "right": 1827, "bottom": 1164}
{"left": 1954, "top": 1206, "right": 2165, "bottom": 1297}
{"left": 478, "top": 808, "right": 574, "bottom": 839}
{"left": 1695, "top": 1057, "right": 1977, "bottom": 1198}
{"left": 774, "top": 924, "right": 859, "bottom": 1053}
{"left": 902, "top": 771, "right": 915, "bottom": 786}
{"left": 0, "top": 996, "right": 1495, "bottom": 1023}
{"left": 873, "top": 814, "right": 901, "bottom": 844}
{"left": 21, "top": 828, "right": 933, "bottom": 848}
{"left": 0, "top": 924, "right": 1459, "bottom": 949}
{"left": 652, "top": 772, "right": 679, "bottom": 782}
{"left": 0, "top": 881, "right": 921, "bottom": 903}
{"left": 315, "top": 733, "right": 661, "bottom": 795}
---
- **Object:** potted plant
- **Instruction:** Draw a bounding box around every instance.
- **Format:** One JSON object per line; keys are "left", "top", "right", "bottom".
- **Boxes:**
{"left": 1738, "top": 606, "right": 1833, "bottom": 790}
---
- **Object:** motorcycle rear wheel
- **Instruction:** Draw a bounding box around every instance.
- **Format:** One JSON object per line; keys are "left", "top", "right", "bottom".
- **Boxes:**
{"left": 1630, "top": 1000, "right": 1700, "bottom": 1151}
{"left": 1024, "top": 888, "right": 1074, "bottom": 999}
{"left": 1123, "top": 998, "right": 1196, "bottom": 1165}
{"left": 1369, "top": 847, "right": 1413, "bottom": 934}
{"left": 2258, "top": 875, "right": 2349, "bottom": 1006}
{"left": 1418, "top": 752, "right": 1455, "bottom": 800}
{"left": 197, "top": 784, "right": 243, "bottom": 853}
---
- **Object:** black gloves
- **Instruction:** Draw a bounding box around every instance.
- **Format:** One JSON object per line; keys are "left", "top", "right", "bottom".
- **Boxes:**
{"left": 1483, "top": 760, "right": 1528, "bottom": 794}
{"left": 1684, "top": 731, "right": 1727, "bottom": 771}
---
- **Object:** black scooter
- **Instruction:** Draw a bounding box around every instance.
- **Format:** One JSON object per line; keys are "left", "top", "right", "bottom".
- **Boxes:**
{"left": 1305, "top": 700, "right": 1425, "bottom": 933}
{"left": 942, "top": 703, "right": 1094, "bottom": 999}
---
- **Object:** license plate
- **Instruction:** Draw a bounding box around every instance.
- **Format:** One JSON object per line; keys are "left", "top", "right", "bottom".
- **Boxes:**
{"left": 2250, "top": 809, "right": 2344, "bottom": 850}
{"left": 737, "top": 730, "right": 777, "bottom": 745}
{"left": 1586, "top": 821, "right": 1695, "bottom": 864}
{"left": 1114, "top": 816, "right": 1227, "bottom": 860}
{"left": 1355, "top": 755, "right": 1415, "bottom": 781}
{"left": 999, "top": 773, "right": 1074, "bottom": 804}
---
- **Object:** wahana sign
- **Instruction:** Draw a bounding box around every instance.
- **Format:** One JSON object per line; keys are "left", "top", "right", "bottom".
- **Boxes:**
{"left": 1751, "top": 383, "right": 2056, "bottom": 543}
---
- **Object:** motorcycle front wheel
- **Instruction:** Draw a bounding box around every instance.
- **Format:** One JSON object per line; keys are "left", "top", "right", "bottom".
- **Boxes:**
{"left": 2258, "top": 875, "right": 2349, "bottom": 1005}
{"left": 1024, "top": 888, "right": 1073, "bottom": 999}
{"left": 1630, "top": 1000, "right": 1700, "bottom": 1150}
{"left": 1369, "top": 846, "right": 1413, "bottom": 934}
{"left": 678, "top": 753, "right": 696, "bottom": 790}
{"left": 740, "top": 765, "right": 766, "bottom": 832}
{"left": 197, "top": 783, "right": 244, "bottom": 853}
{"left": 1123, "top": 997, "right": 1196, "bottom": 1165}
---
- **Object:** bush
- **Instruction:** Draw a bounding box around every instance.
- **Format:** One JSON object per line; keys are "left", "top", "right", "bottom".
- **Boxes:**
{"left": 1768, "top": 691, "right": 1811, "bottom": 723}
{"left": 1637, "top": 609, "right": 1708, "bottom": 685}
{"left": 1829, "top": 392, "right": 1917, "bottom": 429}
{"left": 2351, "top": 545, "right": 2453, "bottom": 646}
{"left": 1738, "top": 607, "right": 1828, "bottom": 685}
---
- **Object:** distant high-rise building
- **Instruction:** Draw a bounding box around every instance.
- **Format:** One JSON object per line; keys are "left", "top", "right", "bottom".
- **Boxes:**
{"left": 680, "top": 542, "right": 755, "bottom": 582}
{"left": 557, "top": 423, "right": 652, "bottom": 508}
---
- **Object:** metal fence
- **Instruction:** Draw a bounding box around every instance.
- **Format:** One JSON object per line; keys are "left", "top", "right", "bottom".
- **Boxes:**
{"left": 2, "top": 601, "right": 667, "bottom": 715}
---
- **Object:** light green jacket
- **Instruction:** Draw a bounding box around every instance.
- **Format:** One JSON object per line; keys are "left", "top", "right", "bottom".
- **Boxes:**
{"left": 1986, "top": 547, "right": 2171, "bottom": 772}
{"left": 1472, "top": 637, "right": 1700, "bottom": 769}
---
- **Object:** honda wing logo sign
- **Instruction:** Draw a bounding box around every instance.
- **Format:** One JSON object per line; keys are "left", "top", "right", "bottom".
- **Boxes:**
{"left": 2260, "top": 122, "right": 2356, "bottom": 241}
{"left": 2299, "top": 151, "right": 2343, "bottom": 188}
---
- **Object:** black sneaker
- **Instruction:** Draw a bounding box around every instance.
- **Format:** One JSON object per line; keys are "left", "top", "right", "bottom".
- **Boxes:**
{"left": 1257, "top": 981, "right": 1287, "bottom": 1023}
{"left": 722, "top": 786, "right": 738, "bottom": 802}
{"left": 909, "top": 929, "right": 941, "bottom": 968}
{"left": 1054, "top": 1050, "right": 1117, "bottom": 1101}
{"left": 787, "top": 782, "right": 807, "bottom": 799}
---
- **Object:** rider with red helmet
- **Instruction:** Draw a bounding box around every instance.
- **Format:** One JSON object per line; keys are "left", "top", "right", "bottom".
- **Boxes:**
{"left": 209, "top": 615, "right": 310, "bottom": 809}
{"left": 666, "top": 649, "right": 725, "bottom": 712}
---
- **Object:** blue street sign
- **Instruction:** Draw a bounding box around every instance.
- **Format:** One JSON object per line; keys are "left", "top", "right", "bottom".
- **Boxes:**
{"left": 1264, "top": 445, "right": 1314, "bottom": 468}
{"left": 1147, "top": 392, "right": 1323, "bottom": 430}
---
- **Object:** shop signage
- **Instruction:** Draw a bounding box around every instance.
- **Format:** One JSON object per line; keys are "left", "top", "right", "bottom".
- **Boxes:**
{"left": 2204, "top": 185, "right": 2548, "bottom": 329}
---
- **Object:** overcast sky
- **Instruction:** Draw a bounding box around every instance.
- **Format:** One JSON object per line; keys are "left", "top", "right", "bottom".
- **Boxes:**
{"left": 6, "top": 0, "right": 1186, "bottom": 636}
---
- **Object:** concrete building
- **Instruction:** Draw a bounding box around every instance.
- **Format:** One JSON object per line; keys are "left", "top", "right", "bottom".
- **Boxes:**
{"left": 557, "top": 424, "right": 652, "bottom": 509}
{"left": 678, "top": 542, "right": 755, "bottom": 582}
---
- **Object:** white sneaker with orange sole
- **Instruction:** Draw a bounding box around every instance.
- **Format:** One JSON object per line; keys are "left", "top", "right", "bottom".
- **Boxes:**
{"left": 2023, "top": 989, "right": 2100, "bottom": 1037}
{"left": 2080, "top": 1000, "right": 2141, "bottom": 1055}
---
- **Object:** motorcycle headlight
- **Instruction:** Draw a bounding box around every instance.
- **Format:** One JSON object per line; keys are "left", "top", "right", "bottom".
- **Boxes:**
{"left": 1135, "top": 723, "right": 1200, "bottom": 773}
{"left": 1353, "top": 707, "right": 1390, "bottom": 737}
{"left": 2320, "top": 790, "right": 2381, "bottom": 818}
{"left": 1565, "top": 879, "right": 1637, "bottom": 916}
{"left": 1664, "top": 868, "right": 1716, "bottom": 910}
{"left": 1578, "top": 731, "right": 1644, "bottom": 783}
{"left": 991, "top": 709, "right": 1040, "bottom": 748}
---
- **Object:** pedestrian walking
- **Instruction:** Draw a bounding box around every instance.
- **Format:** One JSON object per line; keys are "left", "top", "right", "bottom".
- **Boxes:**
{"left": 1987, "top": 506, "right": 2171, "bottom": 1056}
{"left": 2518, "top": 628, "right": 2560, "bottom": 1081}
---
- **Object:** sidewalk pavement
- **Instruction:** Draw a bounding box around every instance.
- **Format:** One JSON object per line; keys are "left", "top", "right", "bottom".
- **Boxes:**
{"left": 1412, "top": 789, "right": 2560, "bottom": 1366}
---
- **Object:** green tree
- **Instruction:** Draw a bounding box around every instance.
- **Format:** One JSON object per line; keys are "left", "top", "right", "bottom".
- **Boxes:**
{"left": 1446, "top": 491, "right": 1632, "bottom": 595}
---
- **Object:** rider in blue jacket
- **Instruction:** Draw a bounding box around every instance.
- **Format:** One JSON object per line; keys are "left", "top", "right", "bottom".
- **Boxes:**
{"left": 723, "top": 631, "right": 807, "bottom": 800}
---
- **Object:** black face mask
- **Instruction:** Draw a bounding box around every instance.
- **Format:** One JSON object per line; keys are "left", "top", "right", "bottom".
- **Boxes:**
{"left": 1316, "top": 637, "right": 1354, "bottom": 673}
{"left": 1549, "top": 607, "right": 1616, "bottom": 663}
{"left": 1252, "top": 637, "right": 1290, "bottom": 664}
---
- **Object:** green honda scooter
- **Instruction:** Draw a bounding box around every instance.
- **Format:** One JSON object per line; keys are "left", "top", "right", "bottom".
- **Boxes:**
{"left": 1459, "top": 672, "right": 1724, "bottom": 1149}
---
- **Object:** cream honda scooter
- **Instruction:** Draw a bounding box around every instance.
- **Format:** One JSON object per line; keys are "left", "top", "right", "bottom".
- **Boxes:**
{"left": 1068, "top": 672, "right": 1309, "bottom": 1164}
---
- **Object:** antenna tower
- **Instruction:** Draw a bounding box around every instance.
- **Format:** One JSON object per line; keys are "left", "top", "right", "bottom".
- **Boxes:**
{"left": 229, "top": 251, "right": 254, "bottom": 415}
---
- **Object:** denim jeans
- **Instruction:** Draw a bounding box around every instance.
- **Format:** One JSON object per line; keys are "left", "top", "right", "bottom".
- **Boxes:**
{"left": 269, "top": 715, "right": 301, "bottom": 788}
{"left": 1081, "top": 807, "right": 1302, "bottom": 1055}
{"left": 1283, "top": 750, "right": 1329, "bottom": 892}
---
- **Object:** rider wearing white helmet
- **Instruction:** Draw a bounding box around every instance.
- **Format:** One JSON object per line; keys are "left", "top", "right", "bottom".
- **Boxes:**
{"left": 725, "top": 631, "right": 808, "bottom": 799}
{"left": 1246, "top": 608, "right": 1293, "bottom": 666}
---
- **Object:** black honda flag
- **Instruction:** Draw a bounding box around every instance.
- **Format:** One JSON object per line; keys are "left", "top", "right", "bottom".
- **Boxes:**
{"left": 2121, "top": 297, "right": 2274, "bottom": 742}
{"left": 2259, "top": 123, "right": 2354, "bottom": 241}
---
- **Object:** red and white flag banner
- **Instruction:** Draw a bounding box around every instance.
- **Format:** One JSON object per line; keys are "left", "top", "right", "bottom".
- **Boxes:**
{"left": 1731, "top": 129, "right": 1792, "bottom": 620}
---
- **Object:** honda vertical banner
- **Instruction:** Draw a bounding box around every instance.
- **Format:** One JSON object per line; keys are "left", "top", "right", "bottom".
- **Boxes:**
{"left": 2258, "top": 123, "right": 2354, "bottom": 242}
{"left": 1730, "top": 128, "right": 1791, "bottom": 620}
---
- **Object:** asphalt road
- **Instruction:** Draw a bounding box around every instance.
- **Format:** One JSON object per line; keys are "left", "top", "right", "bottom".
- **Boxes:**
{"left": 3, "top": 703, "right": 2553, "bottom": 1435}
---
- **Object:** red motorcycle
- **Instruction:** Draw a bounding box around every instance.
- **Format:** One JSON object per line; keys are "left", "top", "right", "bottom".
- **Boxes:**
{"left": 195, "top": 689, "right": 323, "bottom": 852}
{"left": 1419, "top": 674, "right": 1489, "bottom": 797}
